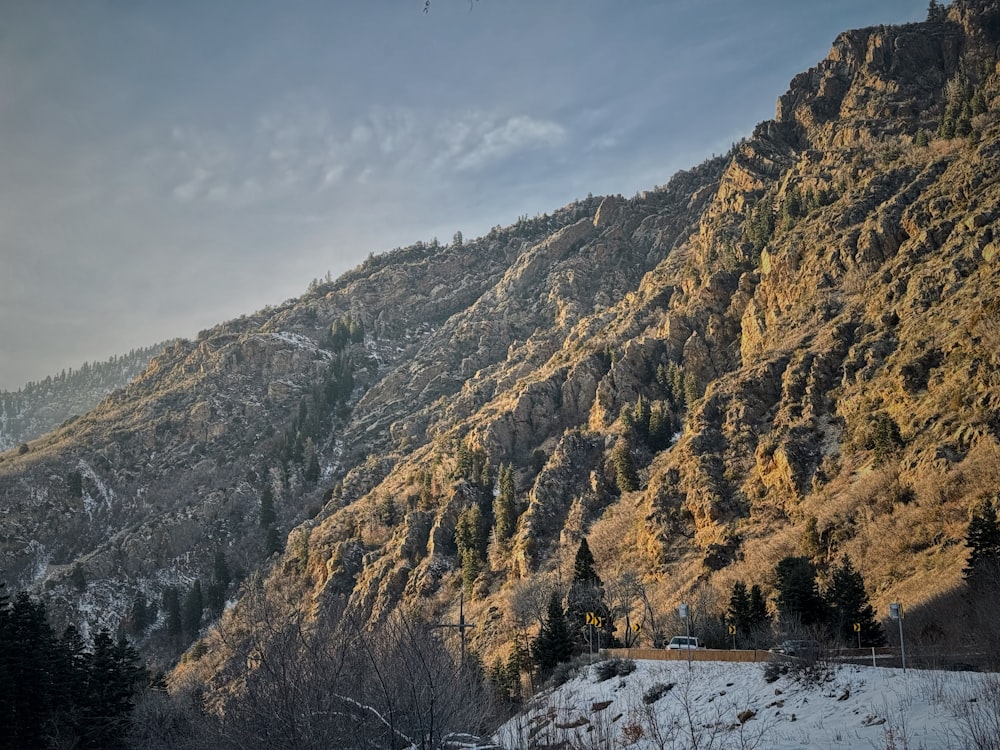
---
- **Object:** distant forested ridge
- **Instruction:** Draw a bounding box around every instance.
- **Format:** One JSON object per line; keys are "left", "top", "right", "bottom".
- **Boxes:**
{"left": 0, "top": 343, "right": 167, "bottom": 451}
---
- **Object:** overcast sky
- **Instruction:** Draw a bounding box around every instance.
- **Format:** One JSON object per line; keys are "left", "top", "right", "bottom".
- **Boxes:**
{"left": 0, "top": 1, "right": 926, "bottom": 390}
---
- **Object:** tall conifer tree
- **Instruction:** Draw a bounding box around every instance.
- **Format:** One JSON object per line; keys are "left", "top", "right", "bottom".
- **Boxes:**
{"left": 964, "top": 494, "right": 1000, "bottom": 588}
{"left": 567, "top": 538, "right": 612, "bottom": 648}
{"left": 774, "top": 556, "right": 828, "bottom": 628}
{"left": 532, "top": 592, "right": 573, "bottom": 676}
{"left": 493, "top": 463, "right": 516, "bottom": 542}
{"left": 825, "top": 555, "right": 886, "bottom": 646}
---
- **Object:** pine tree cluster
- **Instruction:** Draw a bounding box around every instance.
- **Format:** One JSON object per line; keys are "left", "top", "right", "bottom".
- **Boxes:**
{"left": 0, "top": 586, "right": 147, "bottom": 750}
{"left": 769, "top": 555, "right": 886, "bottom": 647}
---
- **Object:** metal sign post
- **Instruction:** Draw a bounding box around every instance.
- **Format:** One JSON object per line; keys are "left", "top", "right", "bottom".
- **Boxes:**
{"left": 585, "top": 612, "right": 604, "bottom": 662}
{"left": 679, "top": 603, "right": 691, "bottom": 671}
{"left": 889, "top": 602, "right": 905, "bottom": 673}
{"left": 586, "top": 612, "right": 594, "bottom": 663}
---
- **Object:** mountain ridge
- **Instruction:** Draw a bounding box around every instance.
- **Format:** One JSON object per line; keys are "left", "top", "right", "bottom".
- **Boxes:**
{"left": 1, "top": 0, "right": 998, "bottom": 692}
{"left": 0, "top": 343, "right": 167, "bottom": 452}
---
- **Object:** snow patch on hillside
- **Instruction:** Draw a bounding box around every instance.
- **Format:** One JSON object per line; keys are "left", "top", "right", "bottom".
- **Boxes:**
{"left": 271, "top": 331, "right": 322, "bottom": 354}
{"left": 78, "top": 458, "right": 115, "bottom": 518}
{"left": 494, "top": 659, "right": 1000, "bottom": 750}
{"left": 24, "top": 539, "right": 51, "bottom": 585}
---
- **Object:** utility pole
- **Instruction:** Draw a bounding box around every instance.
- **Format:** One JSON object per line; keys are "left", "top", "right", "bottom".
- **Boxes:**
{"left": 435, "top": 591, "right": 476, "bottom": 666}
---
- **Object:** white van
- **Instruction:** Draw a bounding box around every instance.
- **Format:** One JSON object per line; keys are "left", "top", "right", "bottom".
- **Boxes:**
{"left": 666, "top": 635, "right": 703, "bottom": 650}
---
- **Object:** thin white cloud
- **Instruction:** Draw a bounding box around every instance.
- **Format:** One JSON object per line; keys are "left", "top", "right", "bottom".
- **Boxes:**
{"left": 171, "top": 166, "right": 212, "bottom": 202}
{"left": 449, "top": 114, "right": 567, "bottom": 172}
{"left": 366, "top": 107, "right": 418, "bottom": 156}
{"left": 152, "top": 104, "right": 569, "bottom": 209}
{"left": 586, "top": 133, "right": 620, "bottom": 152}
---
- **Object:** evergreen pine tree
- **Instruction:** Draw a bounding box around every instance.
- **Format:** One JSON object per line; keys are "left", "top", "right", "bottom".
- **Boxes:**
{"left": 632, "top": 395, "right": 651, "bottom": 444}
{"left": 206, "top": 550, "right": 232, "bottom": 616}
{"left": 825, "top": 555, "right": 886, "bottom": 646}
{"left": 801, "top": 517, "right": 823, "bottom": 562}
{"left": 0, "top": 583, "right": 8, "bottom": 749}
{"left": 506, "top": 638, "right": 529, "bottom": 701}
{"left": 746, "top": 194, "right": 775, "bottom": 253}
{"left": 493, "top": 463, "right": 516, "bottom": 543}
{"left": 259, "top": 483, "right": 276, "bottom": 527}
{"left": 455, "top": 441, "right": 474, "bottom": 480}
{"left": 213, "top": 549, "right": 232, "bottom": 589}
{"left": 748, "top": 584, "right": 770, "bottom": 631}
{"left": 567, "top": 538, "right": 611, "bottom": 649}
{"left": 81, "top": 630, "right": 142, "bottom": 750}
{"left": 573, "top": 538, "right": 600, "bottom": 585}
{"left": 964, "top": 494, "right": 1000, "bottom": 589}
{"left": 774, "top": 556, "right": 829, "bottom": 629}
{"left": 162, "top": 587, "right": 182, "bottom": 637}
{"left": 51, "top": 624, "right": 88, "bottom": 744}
{"left": 869, "top": 413, "right": 903, "bottom": 464}
{"left": 479, "top": 459, "right": 494, "bottom": 492}
{"left": 727, "top": 580, "right": 770, "bottom": 648}
{"left": 182, "top": 580, "right": 203, "bottom": 638}
{"left": 612, "top": 438, "right": 639, "bottom": 492}
{"left": 265, "top": 525, "right": 284, "bottom": 555}
{"left": 304, "top": 448, "right": 321, "bottom": 483}
{"left": 683, "top": 371, "right": 703, "bottom": 406}
{"left": 456, "top": 503, "right": 488, "bottom": 596}
{"left": 129, "top": 592, "right": 151, "bottom": 635}
{"left": 3, "top": 593, "right": 56, "bottom": 748}
{"left": 488, "top": 654, "right": 521, "bottom": 707}
{"left": 375, "top": 494, "right": 397, "bottom": 526}
{"left": 727, "top": 580, "right": 752, "bottom": 633}
{"left": 0, "top": 591, "right": 149, "bottom": 750}
{"left": 647, "top": 402, "right": 674, "bottom": 451}
{"left": 349, "top": 318, "right": 365, "bottom": 343}
{"left": 532, "top": 592, "right": 573, "bottom": 676}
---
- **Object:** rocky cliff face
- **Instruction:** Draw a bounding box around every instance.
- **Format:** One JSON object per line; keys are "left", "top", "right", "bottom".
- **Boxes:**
{"left": 2, "top": 0, "right": 999, "bottom": 684}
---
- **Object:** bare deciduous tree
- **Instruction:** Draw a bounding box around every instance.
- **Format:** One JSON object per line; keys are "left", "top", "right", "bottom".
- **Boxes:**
{"left": 158, "top": 571, "right": 497, "bottom": 750}
{"left": 606, "top": 572, "right": 649, "bottom": 648}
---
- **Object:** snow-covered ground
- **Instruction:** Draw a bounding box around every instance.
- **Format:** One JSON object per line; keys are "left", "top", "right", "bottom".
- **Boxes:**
{"left": 494, "top": 658, "right": 1000, "bottom": 750}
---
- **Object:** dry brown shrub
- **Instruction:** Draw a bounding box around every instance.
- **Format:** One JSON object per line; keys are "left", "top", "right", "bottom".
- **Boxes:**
{"left": 587, "top": 493, "right": 645, "bottom": 578}
{"left": 958, "top": 439, "right": 1000, "bottom": 491}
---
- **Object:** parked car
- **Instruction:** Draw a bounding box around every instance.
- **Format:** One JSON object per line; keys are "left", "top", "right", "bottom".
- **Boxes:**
{"left": 769, "top": 639, "right": 822, "bottom": 658}
{"left": 666, "top": 636, "right": 704, "bottom": 650}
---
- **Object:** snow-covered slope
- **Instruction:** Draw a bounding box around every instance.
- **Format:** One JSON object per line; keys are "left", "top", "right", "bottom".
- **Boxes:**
{"left": 495, "top": 659, "right": 1000, "bottom": 750}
